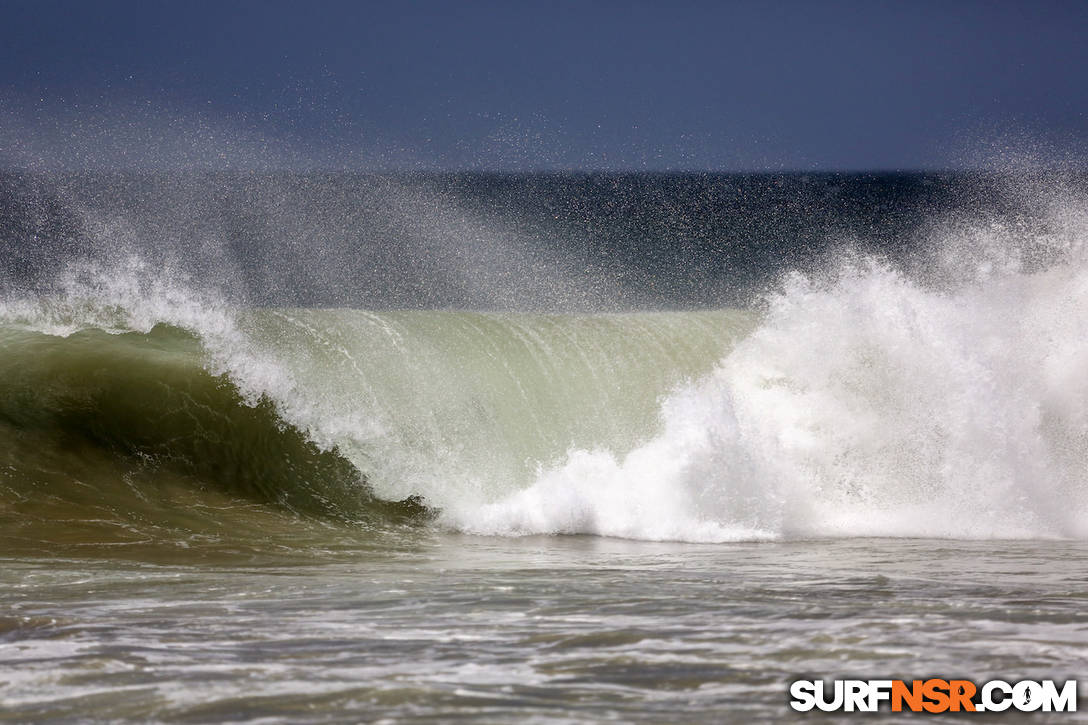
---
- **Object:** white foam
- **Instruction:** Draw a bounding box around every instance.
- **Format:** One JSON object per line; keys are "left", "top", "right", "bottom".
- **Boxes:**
{"left": 452, "top": 207, "right": 1088, "bottom": 542}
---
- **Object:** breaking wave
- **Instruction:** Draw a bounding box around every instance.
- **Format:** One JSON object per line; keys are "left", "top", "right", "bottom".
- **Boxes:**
{"left": 4, "top": 180, "right": 1088, "bottom": 545}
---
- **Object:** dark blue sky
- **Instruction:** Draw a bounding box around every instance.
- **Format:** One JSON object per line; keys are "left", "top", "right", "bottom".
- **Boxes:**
{"left": 0, "top": 0, "right": 1085, "bottom": 170}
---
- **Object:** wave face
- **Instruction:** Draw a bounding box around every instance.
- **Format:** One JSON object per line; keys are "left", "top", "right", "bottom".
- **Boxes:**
{"left": 0, "top": 323, "right": 434, "bottom": 553}
{"left": 3, "top": 172, "right": 1088, "bottom": 546}
{"left": 0, "top": 285, "right": 751, "bottom": 547}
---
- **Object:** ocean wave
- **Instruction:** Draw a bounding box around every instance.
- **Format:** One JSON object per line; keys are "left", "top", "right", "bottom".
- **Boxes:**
{"left": 4, "top": 185, "right": 1088, "bottom": 545}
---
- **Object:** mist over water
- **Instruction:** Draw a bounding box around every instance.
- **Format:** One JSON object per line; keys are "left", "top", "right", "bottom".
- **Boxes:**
{"left": 1, "top": 169, "right": 1030, "bottom": 310}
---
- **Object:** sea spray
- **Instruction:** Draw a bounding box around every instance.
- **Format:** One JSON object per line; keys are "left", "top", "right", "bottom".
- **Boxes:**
{"left": 455, "top": 202, "right": 1088, "bottom": 541}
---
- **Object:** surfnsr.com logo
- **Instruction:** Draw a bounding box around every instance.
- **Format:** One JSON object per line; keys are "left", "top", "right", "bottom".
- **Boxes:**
{"left": 789, "top": 679, "right": 1077, "bottom": 713}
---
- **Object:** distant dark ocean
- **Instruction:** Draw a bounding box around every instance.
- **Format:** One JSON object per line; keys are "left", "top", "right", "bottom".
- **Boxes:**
{"left": 2, "top": 171, "right": 1086, "bottom": 722}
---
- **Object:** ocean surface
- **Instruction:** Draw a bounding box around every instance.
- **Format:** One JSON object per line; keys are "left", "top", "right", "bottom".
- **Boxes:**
{"left": 2, "top": 171, "right": 1088, "bottom": 721}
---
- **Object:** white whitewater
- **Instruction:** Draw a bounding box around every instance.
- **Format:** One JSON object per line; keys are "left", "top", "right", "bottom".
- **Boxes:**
{"left": 456, "top": 199, "right": 1088, "bottom": 541}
